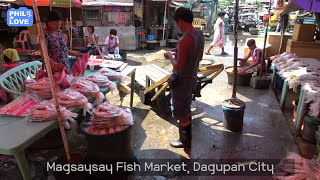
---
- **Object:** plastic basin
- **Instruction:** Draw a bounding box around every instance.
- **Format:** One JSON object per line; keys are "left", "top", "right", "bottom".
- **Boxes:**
{"left": 148, "top": 35, "right": 154, "bottom": 41}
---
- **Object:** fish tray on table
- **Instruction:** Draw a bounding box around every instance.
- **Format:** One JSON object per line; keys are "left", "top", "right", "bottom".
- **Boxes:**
{"left": 80, "top": 114, "right": 135, "bottom": 162}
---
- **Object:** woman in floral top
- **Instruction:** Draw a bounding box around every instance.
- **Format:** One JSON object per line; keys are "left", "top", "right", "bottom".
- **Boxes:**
{"left": 44, "top": 11, "right": 83, "bottom": 72}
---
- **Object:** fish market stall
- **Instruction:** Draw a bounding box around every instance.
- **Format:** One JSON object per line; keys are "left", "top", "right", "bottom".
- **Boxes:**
{"left": 81, "top": 0, "right": 136, "bottom": 51}
{"left": 0, "top": 58, "right": 136, "bottom": 179}
{"left": 271, "top": 52, "right": 320, "bottom": 139}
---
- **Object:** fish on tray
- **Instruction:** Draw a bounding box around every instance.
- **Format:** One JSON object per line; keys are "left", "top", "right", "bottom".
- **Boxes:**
{"left": 57, "top": 89, "right": 93, "bottom": 116}
{"left": 83, "top": 102, "right": 133, "bottom": 135}
{"left": 71, "top": 79, "right": 104, "bottom": 105}
{"left": 85, "top": 73, "right": 116, "bottom": 90}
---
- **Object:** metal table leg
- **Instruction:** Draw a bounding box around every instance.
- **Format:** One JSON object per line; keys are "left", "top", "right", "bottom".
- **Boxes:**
{"left": 130, "top": 71, "right": 136, "bottom": 108}
{"left": 295, "top": 89, "right": 307, "bottom": 137}
{"left": 280, "top": 80, "right": 288, "bottom": 110}
{"left": 14, "top": 151, "right": 32, "bottom": 180}
{"left": 272, "top": 68, "right": 277, "bottom": 89}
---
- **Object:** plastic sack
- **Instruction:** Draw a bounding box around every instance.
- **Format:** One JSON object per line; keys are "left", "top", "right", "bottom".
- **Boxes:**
{"left": 218, "top": 39, "right": 223, "bottom": 47}
{"left": 54, "top": 67, "right": 71, "bottom": 89}
{"left": 274, "top": 152, "right": 320, "bottom": 180}
{"left": 24, "top": 78, "right": 36, "bottom": 85}
{"left": 71, "top": 79, "right": 104, "bottom": 106}
{"left": 25, "top": 78, "right": 60, "bottom": 99}
{"left": 0, "top": 94, "right": 40, "bottom": 117}
{"left": 85, "top": 73, "right": 117, "bottom": 91}
{"left": 26, "top": 100, "right": 78, "bottom": 129}
{"left": 98, "top": 68, "right": 127, "bottom": 82}
{"left": 83, "top": 102, "right": 133, "bottom": 135}
{"left": 72, "top": 53, "right": 89, "bottom": 77}
{"left": 57, "top": 89, "right": 93, "bottom": 116}
{"left": 35, "top": 68, "right": 48, "bottom": 80}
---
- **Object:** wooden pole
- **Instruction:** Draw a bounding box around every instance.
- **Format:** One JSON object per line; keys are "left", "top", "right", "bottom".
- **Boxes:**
{"left": 232, "top": 0, "right": 239, "bottom": 98}
{"left": 69, "top": 0, "right": 73, "bottom": 50}
{"left": 91, "top": 37, "right": 105, "bottom": 60}
{"left": 278, "top": 14, "right": 288, "bottom": 54}
{"left": 162, "top": 0, "right": 167, "bottom": 41}
{"left": 32, "top": 0, "right": 71, "bottom": 163}
{"left": 260, "top": 0, "right": 272, "bottom": 77}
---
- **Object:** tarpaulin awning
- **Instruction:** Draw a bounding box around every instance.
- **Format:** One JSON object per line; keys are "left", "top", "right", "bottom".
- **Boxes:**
{"left": 281, "top": 1, "right": 303, "bottom": 15}
{"left": 82, "top": 0, "right": 133, "bottom": 6}
{"left": 291, "top": 0, "right": 320, "bottom": 13}
{"left": 24, "top": 0, "right": 82, "bottom": 7}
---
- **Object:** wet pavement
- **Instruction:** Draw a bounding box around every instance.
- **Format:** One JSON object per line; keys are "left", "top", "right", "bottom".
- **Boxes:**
{"left": 0, "top": 34, "right": 299, "bottom": 180}
{"left": 105, "top": 34, "right": 299, "bottom": 179}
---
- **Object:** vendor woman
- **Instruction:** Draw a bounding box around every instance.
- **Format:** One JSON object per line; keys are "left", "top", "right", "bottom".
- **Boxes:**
{"left": 44, "top": 11, "right": 83, "bottom": 72}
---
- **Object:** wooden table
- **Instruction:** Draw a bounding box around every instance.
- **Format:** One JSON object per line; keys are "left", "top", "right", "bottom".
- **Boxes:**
{"left": 0, "top": 66, "right": 136, "bottom": 180}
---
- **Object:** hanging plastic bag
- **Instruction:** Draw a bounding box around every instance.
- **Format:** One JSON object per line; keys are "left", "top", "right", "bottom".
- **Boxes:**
{"left": 54, "top": 67, "right": 71, "bottom": 89}
{"left": 218, "top": 39, "right": 224, "bottom": 47}
{"left": 72, "top": 53, "right": 89, "bottom": 77}
{"left": 36, "top": 63, "right": 48, "bottom": 80}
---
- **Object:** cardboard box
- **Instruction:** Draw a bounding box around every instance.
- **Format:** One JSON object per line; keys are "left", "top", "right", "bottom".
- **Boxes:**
{"left": 268, "top": 32, "right": 292, "bottom": 56}
{"left": 292, "top": 24, "right": 316, "bottom": 42}
{"left": 286, "top": 39, "right": 320, "bottom": 60}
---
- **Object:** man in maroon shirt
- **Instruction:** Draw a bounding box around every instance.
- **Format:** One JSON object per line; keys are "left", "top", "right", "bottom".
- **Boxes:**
{"left": 164, "top": 7, "right": 204, "bottom": 148}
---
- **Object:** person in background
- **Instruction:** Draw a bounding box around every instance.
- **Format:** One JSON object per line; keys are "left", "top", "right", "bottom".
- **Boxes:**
{"left": 44, "top": 11, "right": 83, "bottom": 72}
{"left": 164, "top": 7, "right": 204, "bottom": 148}
{"left": 238, "top": 39, "right": 266, "bottom": 75}
{"left": 80, "top": 25, "right": 99, "bottom": 55}
{"left": 103, "top": 29, "right": 119, "bottom": 55}
{"left": 276, "top": 13, "right": 282, "bottom": 32}
{"left": 206, "top": 12, "right": 227, "bottom": 56}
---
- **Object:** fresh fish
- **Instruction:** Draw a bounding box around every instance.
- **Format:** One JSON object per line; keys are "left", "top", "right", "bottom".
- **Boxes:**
{"left": 71, "top": 79, "right": 104, "bottom": 105}
{"left": 57, "top": 89, "right": 93, "bottom": 116}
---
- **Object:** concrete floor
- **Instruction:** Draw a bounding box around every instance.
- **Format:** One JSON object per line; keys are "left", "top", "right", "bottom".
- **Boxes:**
{"left": 103, "top": 35, "right": 299, "bottom": 179}
{"left": 0, "top": 34, "right": 299, "bottom": 180}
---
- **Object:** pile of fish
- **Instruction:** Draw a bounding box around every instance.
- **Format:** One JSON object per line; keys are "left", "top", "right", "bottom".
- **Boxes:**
{"left": 29, "top": 50, "right": 41, "bottom": 57}
{"left": 71, "top": 79, "right": 104, "bottom": 105}
{"left": 225, "top": 66, "right": 253, "bottom": 74}
{"left": 274, "top": 152, "right": 320, "bottom": 180}
{"left": 271, "top": 52, "right": 320, "bottom": 89}
{"left": 25, "top": 78, "right": 60, "bottom": 99}
{"left": 26, "top": 100, "right": 78, "bottom": 129}
{"left": 272, "top": 52, "right": 320, "bottom": 120}
{"left": 83, "top": 102, "right": 133, "bottom": 135}
{"left": 57, "top": 89, "right": 93, "bottom": 116}
{"left": 104, "top": 54, "right": 122, "bottom": 61}
{"left": 304, "top": 84, "right": 320, "bottom": 118}
{"left": 85, "top": 73, "right": 117, "bottom": 90}
{"left": 98, "top": 68, "right": 127, "bottom": 82}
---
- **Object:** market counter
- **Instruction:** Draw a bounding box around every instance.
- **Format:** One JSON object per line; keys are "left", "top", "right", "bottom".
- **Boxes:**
{"left": 286, "top": 39, "right": 320, "bottom": 61}
{"left": 0, "top": 66, "right": 136, "bottom": 180}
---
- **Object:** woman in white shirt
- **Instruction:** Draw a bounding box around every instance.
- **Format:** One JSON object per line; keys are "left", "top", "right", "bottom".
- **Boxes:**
{"left": 102, "top": 29, "right": 120, "bottom": 55}
{"left": 205, "top": 12, "right": 227, "bottom": 56}
{"left": 80, "top": 25, "right": 99, "bottom": 55}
